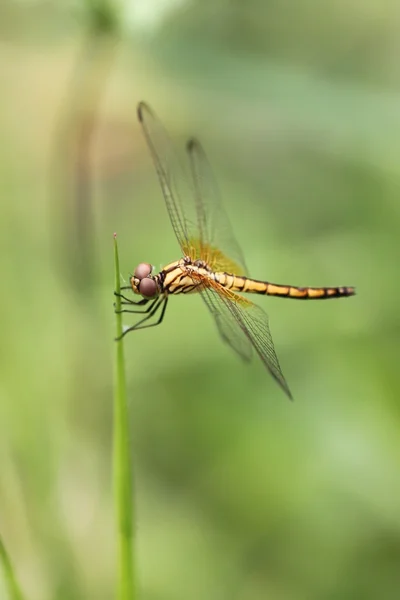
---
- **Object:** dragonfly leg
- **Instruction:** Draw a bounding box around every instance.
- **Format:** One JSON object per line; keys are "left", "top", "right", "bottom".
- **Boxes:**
{"left": 115, "top": 297, "right": 157, "bottom": 315}
{"left": 115, "top": 296, "right": 168, "bottom": 340}
{"left": 114, "top": 291, "right": 148, "bottom": 305}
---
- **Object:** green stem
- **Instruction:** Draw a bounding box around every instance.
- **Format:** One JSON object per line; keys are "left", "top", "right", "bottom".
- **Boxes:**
{"left": 113, "top": 234, "right": 135, "bottom": 599}
{"left": 0, "top": 535, "right": 24, "bottom": 600}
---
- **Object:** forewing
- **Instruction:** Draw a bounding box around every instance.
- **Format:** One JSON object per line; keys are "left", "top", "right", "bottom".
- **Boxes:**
{"left": 196, "top": 278, "right": 292, "bottom": 400}
{"left": 138, "top": 103, "right": 248, "bottom": 275}
{"left": 186, "top": 138, "right": 248, "bottom": 275}
{"left": 137, "top": 102, "right": 196, "bottom": 253}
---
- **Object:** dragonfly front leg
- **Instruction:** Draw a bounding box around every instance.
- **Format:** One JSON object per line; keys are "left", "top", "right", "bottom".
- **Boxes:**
{"left": 114, "top": 296, "right": 158, "bottom": 315}
{"left": 114, "top": 291, "right": 149, "bottom": 306}
{"left": 115, "top": 296, "right": 168, "bottom": 340}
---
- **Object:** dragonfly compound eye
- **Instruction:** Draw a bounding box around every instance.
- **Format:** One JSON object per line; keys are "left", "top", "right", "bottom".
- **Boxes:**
{"left": 139, "top": 277, "right": 158, "bottom": 298}
{"left": 134, "top": 263, "right": 152, "bottom": 280}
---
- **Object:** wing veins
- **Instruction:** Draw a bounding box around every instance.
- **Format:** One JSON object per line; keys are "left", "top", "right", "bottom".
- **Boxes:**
{"left": 186, "top": 137, "right": 248, "bottom": 275}
{"left": 195, "top": 276, "right": 292, "bottom": 400}
{"left": 138, "top": 102, "right": 190, "bottom": 252}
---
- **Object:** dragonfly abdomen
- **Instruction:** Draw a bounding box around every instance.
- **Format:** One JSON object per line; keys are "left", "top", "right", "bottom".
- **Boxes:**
{"left": 216, "top": 273, "right": 355, "bottom": 299}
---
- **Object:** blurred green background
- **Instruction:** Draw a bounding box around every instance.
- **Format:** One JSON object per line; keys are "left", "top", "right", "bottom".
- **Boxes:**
{"left": 1, "top": 1, "right": 400, "bottom": 599}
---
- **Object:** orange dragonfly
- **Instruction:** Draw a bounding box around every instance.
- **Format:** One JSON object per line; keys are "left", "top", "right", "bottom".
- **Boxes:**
{"left": 116, "top": 102, "right": 355, "bottom": 399}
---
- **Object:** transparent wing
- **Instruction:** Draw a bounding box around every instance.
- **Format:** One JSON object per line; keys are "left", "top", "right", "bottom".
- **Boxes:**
{"left": 197, "top": 279, "right": 292, "bottom": 400}
{"left": 199, "top": 280, "right": 253, "bottom": 363}
{"left": 186, "top": 138, "right": 248, "bottom": 275}
{"left": 138, "top": 102, "right": 248, "bottom": 275}
{"left": 138, "top": 102, "right": 193, "bottom": 250}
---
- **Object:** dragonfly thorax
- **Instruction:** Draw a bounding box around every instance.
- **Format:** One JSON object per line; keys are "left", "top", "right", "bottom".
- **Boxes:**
{"left": 130, "top": 262, "right": 160, "bottom": 298}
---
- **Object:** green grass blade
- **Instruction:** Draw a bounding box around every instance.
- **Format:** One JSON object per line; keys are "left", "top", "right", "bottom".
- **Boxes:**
{"left": 0, "top": 535, "right": 24, "bottom": 600}
{"left": 113, "top": 234, "right": 135, "bottom": 599}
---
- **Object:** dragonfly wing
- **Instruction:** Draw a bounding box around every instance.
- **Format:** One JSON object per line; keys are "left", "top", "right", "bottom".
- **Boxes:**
{"left": 138, "top": 102, "right": 196, "bottom": 254}
{"left": 198, "top": 279, "right": 292, "bottom": 400}
{"left": 186, "top": 138, "right": 248, "bottom": 275}
{"left": 138, "top": 102, "right": 248, "bottom": 275}
{"left": 200, "top": 281, "right": 253, "bottom": 363}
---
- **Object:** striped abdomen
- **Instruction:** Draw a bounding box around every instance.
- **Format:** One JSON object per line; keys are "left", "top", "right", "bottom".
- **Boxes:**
{"left": 214, "top": 272, "right": 355, "bottom": 299}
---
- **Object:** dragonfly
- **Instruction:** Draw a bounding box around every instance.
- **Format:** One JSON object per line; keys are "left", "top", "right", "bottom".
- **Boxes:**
{"left": 115, "top": 102, "right": 355, "bottom": 400}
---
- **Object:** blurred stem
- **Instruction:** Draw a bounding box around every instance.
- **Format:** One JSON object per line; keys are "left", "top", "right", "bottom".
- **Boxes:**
{"left": 113, "top": 234, "right": 135, "bottom": 599}
{"left": 0, "top": 535, "right": 24, "bottom": 600}
{"left": 52, "top": 27, "right": 118, "bottom": 292}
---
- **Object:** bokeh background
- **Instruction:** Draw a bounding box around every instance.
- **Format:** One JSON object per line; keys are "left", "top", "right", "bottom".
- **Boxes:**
{"left": 1, "top": 1, "right": 400, "bottom": 599}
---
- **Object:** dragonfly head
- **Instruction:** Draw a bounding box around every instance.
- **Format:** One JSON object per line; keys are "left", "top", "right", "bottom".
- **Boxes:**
{"left": 130, "top": 263, "right": 159, "bottom": 299}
